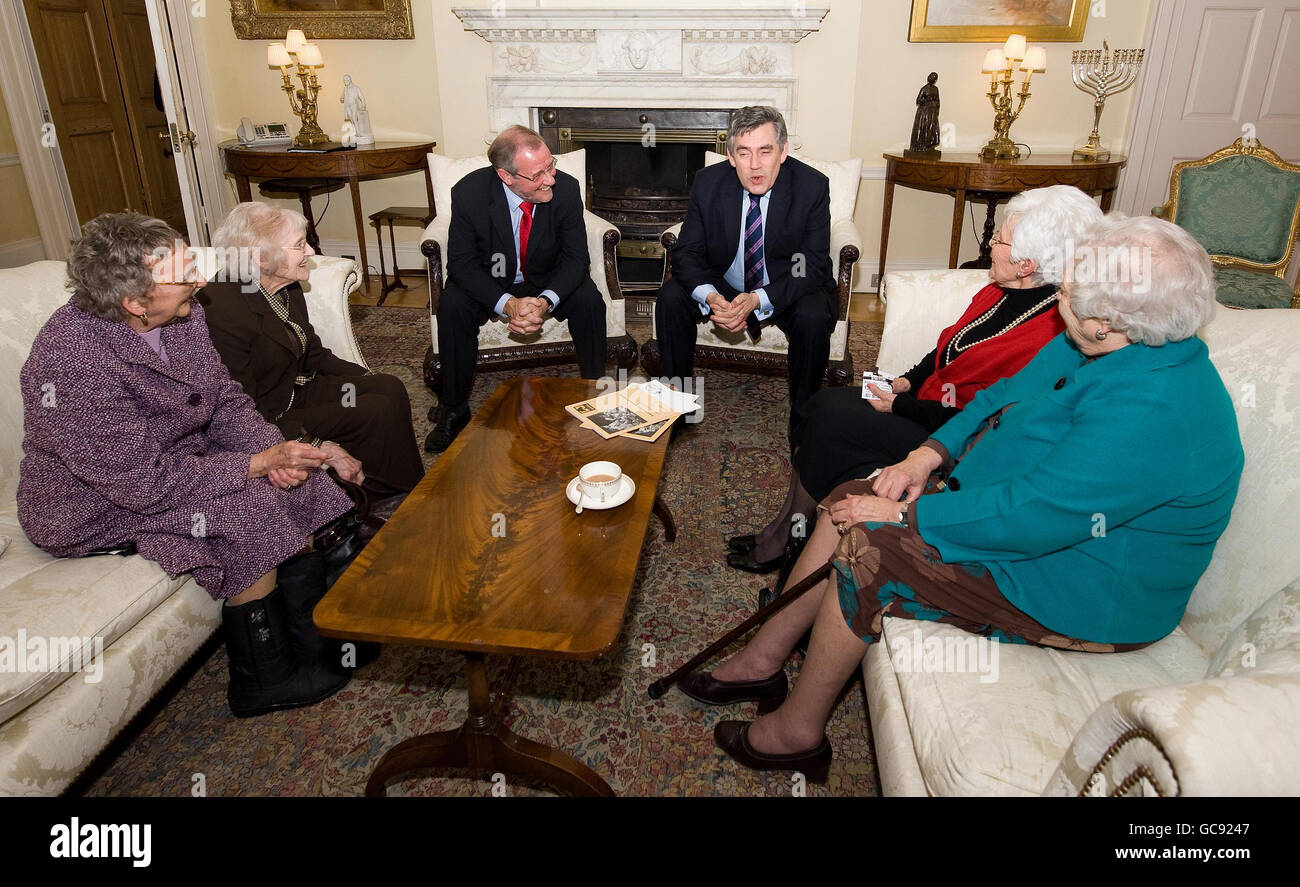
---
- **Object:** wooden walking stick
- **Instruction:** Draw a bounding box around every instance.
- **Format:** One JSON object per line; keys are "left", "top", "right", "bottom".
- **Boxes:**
{"left": 647, "top": 561, "right": 832, "bottom": 699}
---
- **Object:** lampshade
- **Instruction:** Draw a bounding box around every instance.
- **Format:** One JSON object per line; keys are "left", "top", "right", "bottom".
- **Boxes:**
{"left": 285, "top": 29, "right": 307, "bottom": 53}
{"left": 1021, "top": 46, "right": 1047, "bottom": 72}
{"left": 1003, "top": 33, "right": 1027, "bottom": 60}
{"left": 982, "top": 49, "right": 1007, "bottom": 73}
{"left": 296, "top": 44, "right": 323, "bottom": 67}
{"left": 267, "top": 43, "right": 292, "bottom": 67}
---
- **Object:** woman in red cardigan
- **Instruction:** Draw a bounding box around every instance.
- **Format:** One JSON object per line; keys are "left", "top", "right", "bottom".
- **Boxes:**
{"left": 726, "top": 185, "right": 1104, "bottom": 574}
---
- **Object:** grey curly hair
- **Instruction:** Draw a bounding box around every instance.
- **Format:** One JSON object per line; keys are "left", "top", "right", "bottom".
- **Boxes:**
{"left": 67, "top": 213, "right": 184, "bottom": 321}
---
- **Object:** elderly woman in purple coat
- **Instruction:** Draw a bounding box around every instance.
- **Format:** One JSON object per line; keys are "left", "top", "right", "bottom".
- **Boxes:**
{"left": 17, "top": 212, "right": 360, "bottom": 718}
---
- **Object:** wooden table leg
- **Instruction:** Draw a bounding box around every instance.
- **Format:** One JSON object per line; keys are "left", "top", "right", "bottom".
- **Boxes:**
{"left": 877, "top": 178, "right": 895, "bottom": 289}
{"left": 653, "top": 495, "right": 677, "bottom": 542}
{"left": 960, "top": 194, "right": 1001, "bottom": 270}
{"left": 949, "top": 188, "right": 966, "bottom": 269}
{"left": 1100, "top": 188, "right": 1115, "bottom": 212}
{"left": 364, "top": 653, "right": 614, "bottom": 797}
{"left": 235, "top": 174, "right": 252, "bottom": 203}
{"left": 348, "top": 175, "right": 370, "bottom": 290}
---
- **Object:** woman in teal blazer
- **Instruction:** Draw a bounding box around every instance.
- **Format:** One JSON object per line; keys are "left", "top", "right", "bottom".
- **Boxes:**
{"left": 679, "top": 215, "right": 1244, "bottom": 780}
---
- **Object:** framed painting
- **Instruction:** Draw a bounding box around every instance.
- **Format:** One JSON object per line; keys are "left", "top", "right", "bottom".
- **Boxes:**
{"left": 909, "top": 0, "right": 1089, "bottom": 43}
{"left": 230, "top": 0, "right": 414, "bottom": 40}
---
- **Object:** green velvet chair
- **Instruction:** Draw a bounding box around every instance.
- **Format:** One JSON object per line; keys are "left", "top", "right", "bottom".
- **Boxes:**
{"left": 1154, "top": 138, "right": 1300, "bottom": 309}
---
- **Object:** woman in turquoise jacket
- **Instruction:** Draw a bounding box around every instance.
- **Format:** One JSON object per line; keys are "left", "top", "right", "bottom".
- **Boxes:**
{"left": 680, "top": 215, "right": 1244, "bottom": 780}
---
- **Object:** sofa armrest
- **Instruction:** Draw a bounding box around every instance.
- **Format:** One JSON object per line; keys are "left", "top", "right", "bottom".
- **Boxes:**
{"left": 302, "top": 255, "right": 365, "bottom": 368}
{"left": 583, "top": 209, "right": 621, "bottom": 303}
{"left": 1044, "top": 672, "right": 1300, "bottom": 796}
{"left": 830, "top": 217, "right": 861, "bottom": 287}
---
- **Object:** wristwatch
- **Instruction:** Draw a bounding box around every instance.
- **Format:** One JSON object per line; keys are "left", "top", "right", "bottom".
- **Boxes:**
{"left": 897, "top": 501, "right": 910, "bottom": 528}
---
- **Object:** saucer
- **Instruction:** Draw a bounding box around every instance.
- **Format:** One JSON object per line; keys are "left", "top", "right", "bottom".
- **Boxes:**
{"left": 566, "top": 475, "right": 636, "bottom": 510}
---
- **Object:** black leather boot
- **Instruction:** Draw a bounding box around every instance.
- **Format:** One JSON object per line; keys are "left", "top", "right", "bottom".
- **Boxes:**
{"left": 223, "top": 587, "right": 349, "bottom": 718}
{"left": 278, "top": 547, "right": 380, "bottom": 672}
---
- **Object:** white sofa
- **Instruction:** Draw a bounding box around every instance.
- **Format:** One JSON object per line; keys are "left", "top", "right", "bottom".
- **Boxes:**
{"left": 0, "top": 252, "right": 361, "bottom": 795}
{"left": 866, "top": 269, "right": 1300, "bottom": 797}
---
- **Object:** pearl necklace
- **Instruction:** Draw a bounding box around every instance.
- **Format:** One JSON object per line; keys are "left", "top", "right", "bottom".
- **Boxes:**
{"left": 944, "top": 291, "right": 1058, "bottom": 364}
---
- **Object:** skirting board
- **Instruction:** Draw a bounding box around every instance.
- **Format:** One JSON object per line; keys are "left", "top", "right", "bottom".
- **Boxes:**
{"left": 0, "top": 236, "right": 45, "bottom": 269}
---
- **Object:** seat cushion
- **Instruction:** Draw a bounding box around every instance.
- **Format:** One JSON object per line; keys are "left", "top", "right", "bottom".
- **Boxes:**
{"left": 876, "top": 617, "right": 1209, "bottom": 795}
{"left": 1207, "top": 576, "right": 1300, "bottom": 680}
{"left": 691, "top": 318, "right": 849, "bottom": 361}
{"left": 1212, "top": 267, "right": 1295, "bottom": 309}
{"left": 0, "top": 510, "right": 188, "bottom": 722}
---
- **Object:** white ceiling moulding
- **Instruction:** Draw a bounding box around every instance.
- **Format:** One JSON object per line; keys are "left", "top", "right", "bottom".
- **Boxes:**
{"left": 454, "top": 4, "right": 829, "bottom": 141}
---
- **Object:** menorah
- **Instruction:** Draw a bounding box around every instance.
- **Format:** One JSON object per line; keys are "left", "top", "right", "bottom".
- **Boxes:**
{"left": 1071, "top": 41, "right": 1144, "bottom": 162}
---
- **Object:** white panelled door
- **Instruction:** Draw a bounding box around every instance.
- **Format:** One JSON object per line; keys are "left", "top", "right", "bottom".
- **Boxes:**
{"left": 1122, "top": 0, "right": 1300, "bottom": 217}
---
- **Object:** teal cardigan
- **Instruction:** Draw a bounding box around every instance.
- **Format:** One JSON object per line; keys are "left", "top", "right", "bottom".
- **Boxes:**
{"left": 918, "top": 333, "right": 1243, "bottom": 644}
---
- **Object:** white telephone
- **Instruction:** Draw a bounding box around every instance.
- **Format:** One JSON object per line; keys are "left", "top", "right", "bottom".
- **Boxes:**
{"left": 237, "top": 117, "right": 291, "bottom": 147}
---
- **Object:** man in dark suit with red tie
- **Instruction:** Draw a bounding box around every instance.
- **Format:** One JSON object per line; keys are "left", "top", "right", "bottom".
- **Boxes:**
{"left": 427, "top": 125, "right": 607, "bottom": 452}
{"left": 656, "top": 106, "right": 835, "bottom": 428}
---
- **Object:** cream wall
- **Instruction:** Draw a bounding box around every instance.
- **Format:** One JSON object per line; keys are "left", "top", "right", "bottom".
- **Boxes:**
{"left": 191, "top": 0, "right": 445, "bottom": 265}
{"left": 850, "top": 0, "right": 1155, "bottom": 277}
{"left": 190, "top": 0, "right": 1152, "bottom": 284}
{"left": 0, "top": 80, "right": 43, "bottom": 265}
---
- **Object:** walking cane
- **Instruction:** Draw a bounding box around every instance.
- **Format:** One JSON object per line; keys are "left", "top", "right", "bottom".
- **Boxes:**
{"left": 647, "top": 561, "right": 832, "bottom": 700}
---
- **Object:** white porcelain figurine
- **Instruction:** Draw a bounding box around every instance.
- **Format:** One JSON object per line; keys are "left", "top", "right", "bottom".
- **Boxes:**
{"left": 340, "top": 74, "right": 375, "bottom": 146}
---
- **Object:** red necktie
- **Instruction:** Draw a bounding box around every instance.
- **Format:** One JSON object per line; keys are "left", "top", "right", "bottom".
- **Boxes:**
{"left": 518, "top": 201, "right": 533, "bottom": 282}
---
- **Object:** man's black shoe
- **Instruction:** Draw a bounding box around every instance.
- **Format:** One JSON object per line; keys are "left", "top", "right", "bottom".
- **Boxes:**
{"left": 424, "top": 403, "right": 470, "bottom": 453}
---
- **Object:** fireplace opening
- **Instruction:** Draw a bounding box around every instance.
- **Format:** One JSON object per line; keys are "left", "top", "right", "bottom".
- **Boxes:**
{"left": 539, "top": 107, "right": 733, "bottom": 317}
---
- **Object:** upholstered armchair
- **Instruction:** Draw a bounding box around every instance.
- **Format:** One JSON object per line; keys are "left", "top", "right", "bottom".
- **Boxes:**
{"left": 1153, "top": 137, "right": 1300, "bottom": 309}
{"left": 419, "top": 149, "right": 638, "bottom": 393}
{"left": 639, "top": 152, "right": 863, "bottom": 386}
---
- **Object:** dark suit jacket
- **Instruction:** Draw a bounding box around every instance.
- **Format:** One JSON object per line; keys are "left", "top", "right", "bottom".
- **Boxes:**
{"left": 198, "top": 280, "right": 366, "bottom": 423}
{"left": 446, "top": 166, "right": 592, "bottom": 313}
{"left": 673, "top": 155, "right": 835, "bottom": 317}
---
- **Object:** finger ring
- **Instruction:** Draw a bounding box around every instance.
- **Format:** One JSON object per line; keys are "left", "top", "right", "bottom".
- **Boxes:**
{"left": 837, "top": 521, "right": 847, "bottom": 535}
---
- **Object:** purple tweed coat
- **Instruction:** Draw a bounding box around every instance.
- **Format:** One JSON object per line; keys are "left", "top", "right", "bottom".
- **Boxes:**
{"left": 17, "top": 299, "right": 351, "bottom": 600}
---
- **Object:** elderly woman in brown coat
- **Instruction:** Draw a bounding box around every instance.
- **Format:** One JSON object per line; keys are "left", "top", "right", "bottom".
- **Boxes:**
{"left": 18, "top": 212, "right": 359, "bottom": 717}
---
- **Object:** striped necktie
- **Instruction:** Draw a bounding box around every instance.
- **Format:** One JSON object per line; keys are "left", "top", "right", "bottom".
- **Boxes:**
{"left": 743, "top": 193, "right": 765, "bottom": 294}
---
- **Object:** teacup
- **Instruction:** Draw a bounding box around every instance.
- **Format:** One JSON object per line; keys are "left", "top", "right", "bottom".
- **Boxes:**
{"left": 578, "top": 461, "right": 622, "bottom": 503}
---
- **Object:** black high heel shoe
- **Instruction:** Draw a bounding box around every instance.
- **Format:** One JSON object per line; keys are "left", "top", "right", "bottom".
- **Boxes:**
{"left": 714, "top": 720, "right": 831, "bottom": 783}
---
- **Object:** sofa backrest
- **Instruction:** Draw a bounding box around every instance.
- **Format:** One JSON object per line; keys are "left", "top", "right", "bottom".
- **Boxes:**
{"left": 0, "top": 262, "right": 73, "bottom": 503}
{"left": 879, "top": 271, "right": 1300, "bottom": 657}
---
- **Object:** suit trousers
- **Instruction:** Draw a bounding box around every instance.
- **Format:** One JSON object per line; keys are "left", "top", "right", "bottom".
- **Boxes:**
{"left": 277, "top": 372, "right": 426, "bottom": 497}
{"left": 655, "top": 277, "right": 833, "bottom": 416}
{"left": 436, "top": 278, "right": 607, "bottom": 406}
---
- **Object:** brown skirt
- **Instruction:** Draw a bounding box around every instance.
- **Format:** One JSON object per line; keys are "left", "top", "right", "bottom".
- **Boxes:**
{"left": 823, "top": 479, "right": 1154, "bottom": 653}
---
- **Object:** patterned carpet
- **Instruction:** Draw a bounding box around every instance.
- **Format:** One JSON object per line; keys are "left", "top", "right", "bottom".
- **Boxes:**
{"left": 81, "top": 309, "right": 886, "bottom": 797}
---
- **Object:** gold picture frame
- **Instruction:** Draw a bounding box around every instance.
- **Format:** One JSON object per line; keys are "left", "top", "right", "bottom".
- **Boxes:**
{"left": 230, "top": 0, "right": 414, "bottom": 41}
{"left": 909, "top": 0, "right": 1089, "bottom": 43}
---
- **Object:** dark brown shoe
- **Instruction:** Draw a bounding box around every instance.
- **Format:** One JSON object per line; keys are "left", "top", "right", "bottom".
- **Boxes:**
{"left": 726, "top": 533, "right": 757, "bottom": 553}
{"left": 679, "top": 669, "right": 787, "bottom": 713}
{"left": 714, "top": 720, "right": 831, "bottom": 783}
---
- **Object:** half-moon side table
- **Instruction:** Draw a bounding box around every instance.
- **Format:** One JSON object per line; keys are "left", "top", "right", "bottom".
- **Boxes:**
{"left": 877, "top": 152, "right": 1127, "bottom": 283}
{"left": 222, "top": 140, "right": 435, "bottom": 289}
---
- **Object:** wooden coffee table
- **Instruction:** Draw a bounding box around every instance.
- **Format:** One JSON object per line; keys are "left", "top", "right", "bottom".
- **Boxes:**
{"left": 314, "top": 377, "right": 676, "bottom": 796}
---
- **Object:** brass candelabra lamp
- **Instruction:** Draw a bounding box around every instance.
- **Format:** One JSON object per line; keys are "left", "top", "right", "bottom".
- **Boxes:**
{"left": 1071, "top": 41, "right": 1144, "bottom": 161}
{"left": 979, "top": 34, "right": 1047, "bottom": 161}
{"left": 267, "top": 30, "right": 329, "bottom": 148}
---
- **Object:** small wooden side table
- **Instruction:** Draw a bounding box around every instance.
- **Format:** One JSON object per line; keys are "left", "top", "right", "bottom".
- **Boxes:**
{"left": 369, "top": 205, "right": 435, "bottom": 305}
{"left": 877, "top": 152, "right": 1127, "bottom": 284}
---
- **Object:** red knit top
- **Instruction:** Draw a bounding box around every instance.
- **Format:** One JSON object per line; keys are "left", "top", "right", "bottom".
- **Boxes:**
{"left": 915, "top": 282, "right": 1066, "bottom": 408}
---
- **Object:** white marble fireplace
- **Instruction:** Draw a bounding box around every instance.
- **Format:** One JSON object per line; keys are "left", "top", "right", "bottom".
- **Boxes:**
{"left": 452, "top": 5, "right": 829, "bottom": 140}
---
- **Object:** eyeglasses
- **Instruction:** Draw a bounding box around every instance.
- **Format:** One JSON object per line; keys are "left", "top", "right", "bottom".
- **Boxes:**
{"left": 990, "top": 235, "right": 1011, "bottom": 248}
{"left": 154, "top": 267, "right": 204, "bottom": 287}
{"left": 513, "top": 159, "right": 557, "bottom": 184}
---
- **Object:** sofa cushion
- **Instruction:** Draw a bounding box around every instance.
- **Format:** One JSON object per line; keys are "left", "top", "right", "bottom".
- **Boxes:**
{"left": 1206, "top": 575, "right": 1300, "bottom": 679}
{"left": 0, "top": 511, "right": 188, "bottom": 723}
{"left": 878, "top": 617, "right": 1209, "bottom": 795}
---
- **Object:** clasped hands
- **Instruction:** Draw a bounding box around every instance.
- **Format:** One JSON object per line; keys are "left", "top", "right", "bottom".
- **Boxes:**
{"left": 504, "top": 295, "right": 550, "bottom": 335}
{"left": 705, "top": 291, "right": 760, "bottom": 334}
{"left": 250, "top": 440, "right": 365, "bottom": 491}
{"left": 823, "top": 445, "right": 943, "bottom": 532}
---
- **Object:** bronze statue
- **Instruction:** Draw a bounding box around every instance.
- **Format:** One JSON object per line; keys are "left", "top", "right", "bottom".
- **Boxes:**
{"left": 906, "top": 72, "right": 941, "bottom": 157}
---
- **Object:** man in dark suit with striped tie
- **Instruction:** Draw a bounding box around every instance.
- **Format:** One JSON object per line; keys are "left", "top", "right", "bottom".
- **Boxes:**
{"left": 655, "top": 106, "right": 835, "bottom": 427}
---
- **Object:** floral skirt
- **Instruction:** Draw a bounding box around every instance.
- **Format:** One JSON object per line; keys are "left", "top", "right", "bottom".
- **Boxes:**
{"left": 825, "top": 479, "right": 1154, "bottom": 653}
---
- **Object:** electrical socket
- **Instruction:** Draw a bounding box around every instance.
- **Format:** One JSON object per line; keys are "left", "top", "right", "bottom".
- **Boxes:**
{"left": 870, "top": 273, "right": 880, "bottom": 290}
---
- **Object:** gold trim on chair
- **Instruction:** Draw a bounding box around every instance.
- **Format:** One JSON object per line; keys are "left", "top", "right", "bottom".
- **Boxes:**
{"left": 1155, "top": 138, "right": 1300, "bottom": 300}
{"left": 1078, "top": 727, "right": 1180, "bottom": 798}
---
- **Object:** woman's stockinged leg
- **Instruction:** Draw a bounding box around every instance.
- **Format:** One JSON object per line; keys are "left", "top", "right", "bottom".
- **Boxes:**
{"left": 713, "top": 511, "right": 844, "bottom": 682}
{"left": 746, "top": 578, "right": 870, "bottom": 755}
{"left": 226, "top": 568, "right": 277, "bottom": 606}
{"left": 752, "top": 472, "right": 818, "bottom": 562}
